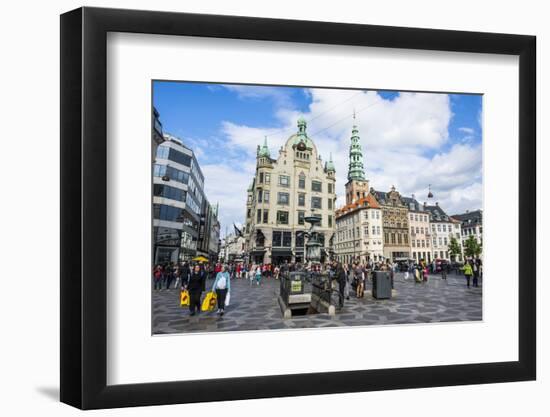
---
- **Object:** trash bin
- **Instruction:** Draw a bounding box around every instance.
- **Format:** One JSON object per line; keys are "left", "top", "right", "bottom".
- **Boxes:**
{"left": 372, "top": 271, "right": 392, "bottom": 299}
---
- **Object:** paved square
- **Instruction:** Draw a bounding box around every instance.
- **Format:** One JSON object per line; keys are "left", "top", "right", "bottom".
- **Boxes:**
{"left": 152, "top": 272, "right": 482, "bottom": 334}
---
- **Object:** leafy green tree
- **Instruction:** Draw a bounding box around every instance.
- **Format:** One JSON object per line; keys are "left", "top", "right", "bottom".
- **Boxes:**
{"left": 448, "top": 236, "right": 462, "bottom": 261}
{"left": 463, "top": 235, "right": 482, "bottom": 258}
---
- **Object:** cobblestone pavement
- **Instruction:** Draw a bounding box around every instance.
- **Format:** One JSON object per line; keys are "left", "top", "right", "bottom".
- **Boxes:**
{"left": 152, "top": 272, "right": 482, "bottom": 334}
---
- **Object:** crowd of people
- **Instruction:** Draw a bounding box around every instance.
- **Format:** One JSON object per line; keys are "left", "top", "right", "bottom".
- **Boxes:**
{"left": 152, "top": 256, "right": 483, "bottom": 315}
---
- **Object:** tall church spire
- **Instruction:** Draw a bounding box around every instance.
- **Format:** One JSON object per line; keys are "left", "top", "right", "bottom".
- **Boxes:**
{"left": 347, "top": 114, "right": 366, "bottom": 181}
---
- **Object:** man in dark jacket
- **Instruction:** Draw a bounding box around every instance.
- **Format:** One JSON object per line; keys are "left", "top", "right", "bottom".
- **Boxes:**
{"left": 182, "top": 264, "right": 206, "bottom": 315}
{"left": 335, "top": 262, "right": 347, "bottom": 308}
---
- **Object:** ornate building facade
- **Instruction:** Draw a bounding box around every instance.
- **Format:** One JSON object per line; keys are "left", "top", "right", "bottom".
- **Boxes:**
{"left": 372, "top": 187, "right": 411, "bottom": 261}
{"left": 243, "top": 117, "right": 336, "bottom": 265}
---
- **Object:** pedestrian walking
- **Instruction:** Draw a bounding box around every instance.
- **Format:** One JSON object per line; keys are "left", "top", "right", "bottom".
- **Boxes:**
{"left": 255, "top": 265, "right": 262, "bottom": 286}
{"left": 153, "top": 265, "right": 163, "bottom": 290}
{"left": 173, "top": 264, "right": 181, "bottom": 289}
{"left": 462, "top": 261, "right": 473, "bottom": 288}
{"left": 165, "top": 263, "right": 175, "bottom": 289}
{"left": 355, "top": 264, "right": 365, "bottom": 298}
{"left": 182, "top": 264, "right": 206, "bottom": 316}
{"left": 472, "top": 259, "right": 480, "bottom": 287}
{"left": 336, "top": 262, "right": 347, "bottom": 308}
{"left": 211, "top": 265, "right": 231, "bottom": 316}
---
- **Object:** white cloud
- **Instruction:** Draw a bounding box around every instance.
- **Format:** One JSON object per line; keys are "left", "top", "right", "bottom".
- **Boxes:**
{"left": 222, "top": 85, "right": 295, "bottom": 109}
{"left": 201, "top": 163, "right": 254, "bottom": 235}
{"left": 195, "top": 88, "right": 481, "bottom": 233}
{"left": 459, "top": 127, "right": 475, "bottom": 134}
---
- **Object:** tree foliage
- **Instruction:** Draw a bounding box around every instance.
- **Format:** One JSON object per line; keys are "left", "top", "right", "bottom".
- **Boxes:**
{"left": 463, "top": 235, "right": 482, "bottom": 258}
{"left": 448, "top": 236, "right": 462, "bottom": 260}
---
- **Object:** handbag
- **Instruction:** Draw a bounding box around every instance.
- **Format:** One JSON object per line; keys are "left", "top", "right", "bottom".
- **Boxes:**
{"left": 225, "top": 292, "right": 231, "bottom": 307}
{"left": 180, "top": 290, "right": 190, "bottom": 307}
{"left": 201, "top": 291, "right": 217, "bottom": 312}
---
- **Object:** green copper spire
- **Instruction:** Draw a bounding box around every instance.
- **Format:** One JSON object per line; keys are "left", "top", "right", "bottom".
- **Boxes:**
{"left": 347, "top": 118, "right": 366, "bottom": 181}
{"left": 297, "top": 116, "right": 307, "bottom": 137}
{"left": 325, "top": 152, "right": 336, "bottom": 173}
{"left": 258, "top": 136, "right": 271, "bottom": 158}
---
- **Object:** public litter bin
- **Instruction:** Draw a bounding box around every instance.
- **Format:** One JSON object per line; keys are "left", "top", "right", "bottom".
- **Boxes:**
{"left": 372, "top": 271, "right": 392, "bottom": 299}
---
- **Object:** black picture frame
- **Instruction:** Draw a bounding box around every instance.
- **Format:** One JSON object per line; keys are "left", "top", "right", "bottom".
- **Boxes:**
{"left": 60, "top": 6, "right": 536, "bottom": 410}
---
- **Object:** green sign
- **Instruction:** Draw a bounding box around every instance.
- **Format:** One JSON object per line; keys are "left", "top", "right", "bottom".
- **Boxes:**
{"left": 291, "top": 280, "right": 302, "bottom": 292}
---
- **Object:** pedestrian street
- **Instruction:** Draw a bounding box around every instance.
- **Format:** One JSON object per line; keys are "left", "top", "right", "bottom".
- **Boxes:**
{"left": 152, "top": 271, "right": 482, "bottom": 334}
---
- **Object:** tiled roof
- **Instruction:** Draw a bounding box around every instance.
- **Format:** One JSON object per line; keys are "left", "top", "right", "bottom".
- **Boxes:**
{"left": 451, "top": 209, "right": 483, "bottom": 226}
{"left": 371, "top": 190, "right": 388, "bottom": 204}
{"left": 424, "top": 204, "right": 452, "bottom": 223}
{"left": 336, "top": 194, "right": 380, "bottom": 217}
{"left": 401, "top": 196, "right": 424, "bottom": 212}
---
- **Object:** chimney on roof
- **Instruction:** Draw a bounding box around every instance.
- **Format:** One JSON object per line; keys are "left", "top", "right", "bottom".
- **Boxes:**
{"left": 412, "top": 193, "right": 415, "bottom": 199}
{"left": 466, "top": 209, "right": 469, "bottom": 213}
{"left": 435, "top": 202, "right": 439, "bottom": 206}
{"left": 423, "top": 202, "right": 427, "bottom": 208}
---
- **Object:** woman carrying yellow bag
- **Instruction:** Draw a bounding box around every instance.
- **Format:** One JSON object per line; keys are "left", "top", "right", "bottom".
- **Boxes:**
{"left": 183, "top": 265, "right": 205, "bottom": 316}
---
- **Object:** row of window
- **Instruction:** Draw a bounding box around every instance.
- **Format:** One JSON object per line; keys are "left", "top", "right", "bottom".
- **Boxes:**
{"left": 270, "top": 230, "right": 323, "bottom": 248}
{"left": 337, "top": 210, "right": 380, "bottom": 226}
{"left": 154, "top": 164, "right": 189, "bottom": 184}
{"left": 336, "top": 225, "right": 381, "bottom": 242}
{"left": 253, "top": 209, "right": 334, "bottom": 228}
{"left": 383, "top": 221, "right": 408, "bottom": 229}
{"left": 411, "top": 226, "right": 429, "bottom": 235}
{"left": 156, "top": 145, "right": 192, "bottom": 168}
{"left": 255, "top": 189, "right": 333, "bottom": 210}
{"left": 153, "top": 204, "right": 198, "bottom": 230}
{"left": 383, "top": 232, "right": 410, "bottom": 245}
{"left": 409, "top": 213, "right": 429, "bottom": 223}
{"left": 431, "top": 223, "right": 454, "bottom": 233}
{"left": 155, "top": 147, "right": 204, "bottom": 190}
{"left": 272, "top": 231, "right": 292, "bottom": 247}
{"left": 186, "top": 193, "right": 201, "bottom": 216}
{"left": 258, "top": 173, "right": 334, "bottom": 193}
{"left": 412, "top": 239, "right": 430, "bottom": 248}
{"left": 462, "top": 227, "right": 482, "bottom": 236}
{"left": 364, "top": 225, "right": 382, "bottom": 236}
{"left": 153, "top": 184, "right": 186, "bottom": 202}
{"left": 335, "top": 240, "right": 383, "bottom": 251}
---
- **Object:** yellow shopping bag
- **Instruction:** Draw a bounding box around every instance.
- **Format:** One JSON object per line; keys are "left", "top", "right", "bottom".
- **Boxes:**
{"left": 201, "top": 291, "right": 217, "bottom": 312}
{"left": 180, "top": 290, "right": 190, "bottom": 307}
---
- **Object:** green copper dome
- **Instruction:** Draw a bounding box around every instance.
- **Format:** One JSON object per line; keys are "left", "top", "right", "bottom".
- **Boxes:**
{"left": 292, "top": 116, "right": 314, "bottom": 148}
{"left": 347, "top": 124, "right": 366, "bottom": 180}
{"left": 258, "top": 136, "right": 271, "bottom": 158}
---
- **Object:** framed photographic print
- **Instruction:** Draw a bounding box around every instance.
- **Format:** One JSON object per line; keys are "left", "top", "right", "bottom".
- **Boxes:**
{"left": 60, "top": 6, "right": 536, "bottom": 410}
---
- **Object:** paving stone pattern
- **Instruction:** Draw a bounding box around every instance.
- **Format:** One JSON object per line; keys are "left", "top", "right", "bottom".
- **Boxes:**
{"left": 152, "top": 272, "right": 482, "bottom": 334}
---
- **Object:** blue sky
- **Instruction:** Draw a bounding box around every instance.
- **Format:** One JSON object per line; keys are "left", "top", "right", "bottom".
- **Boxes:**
{"left": 153, "top": 81, "right": 482, "bottom": 235}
